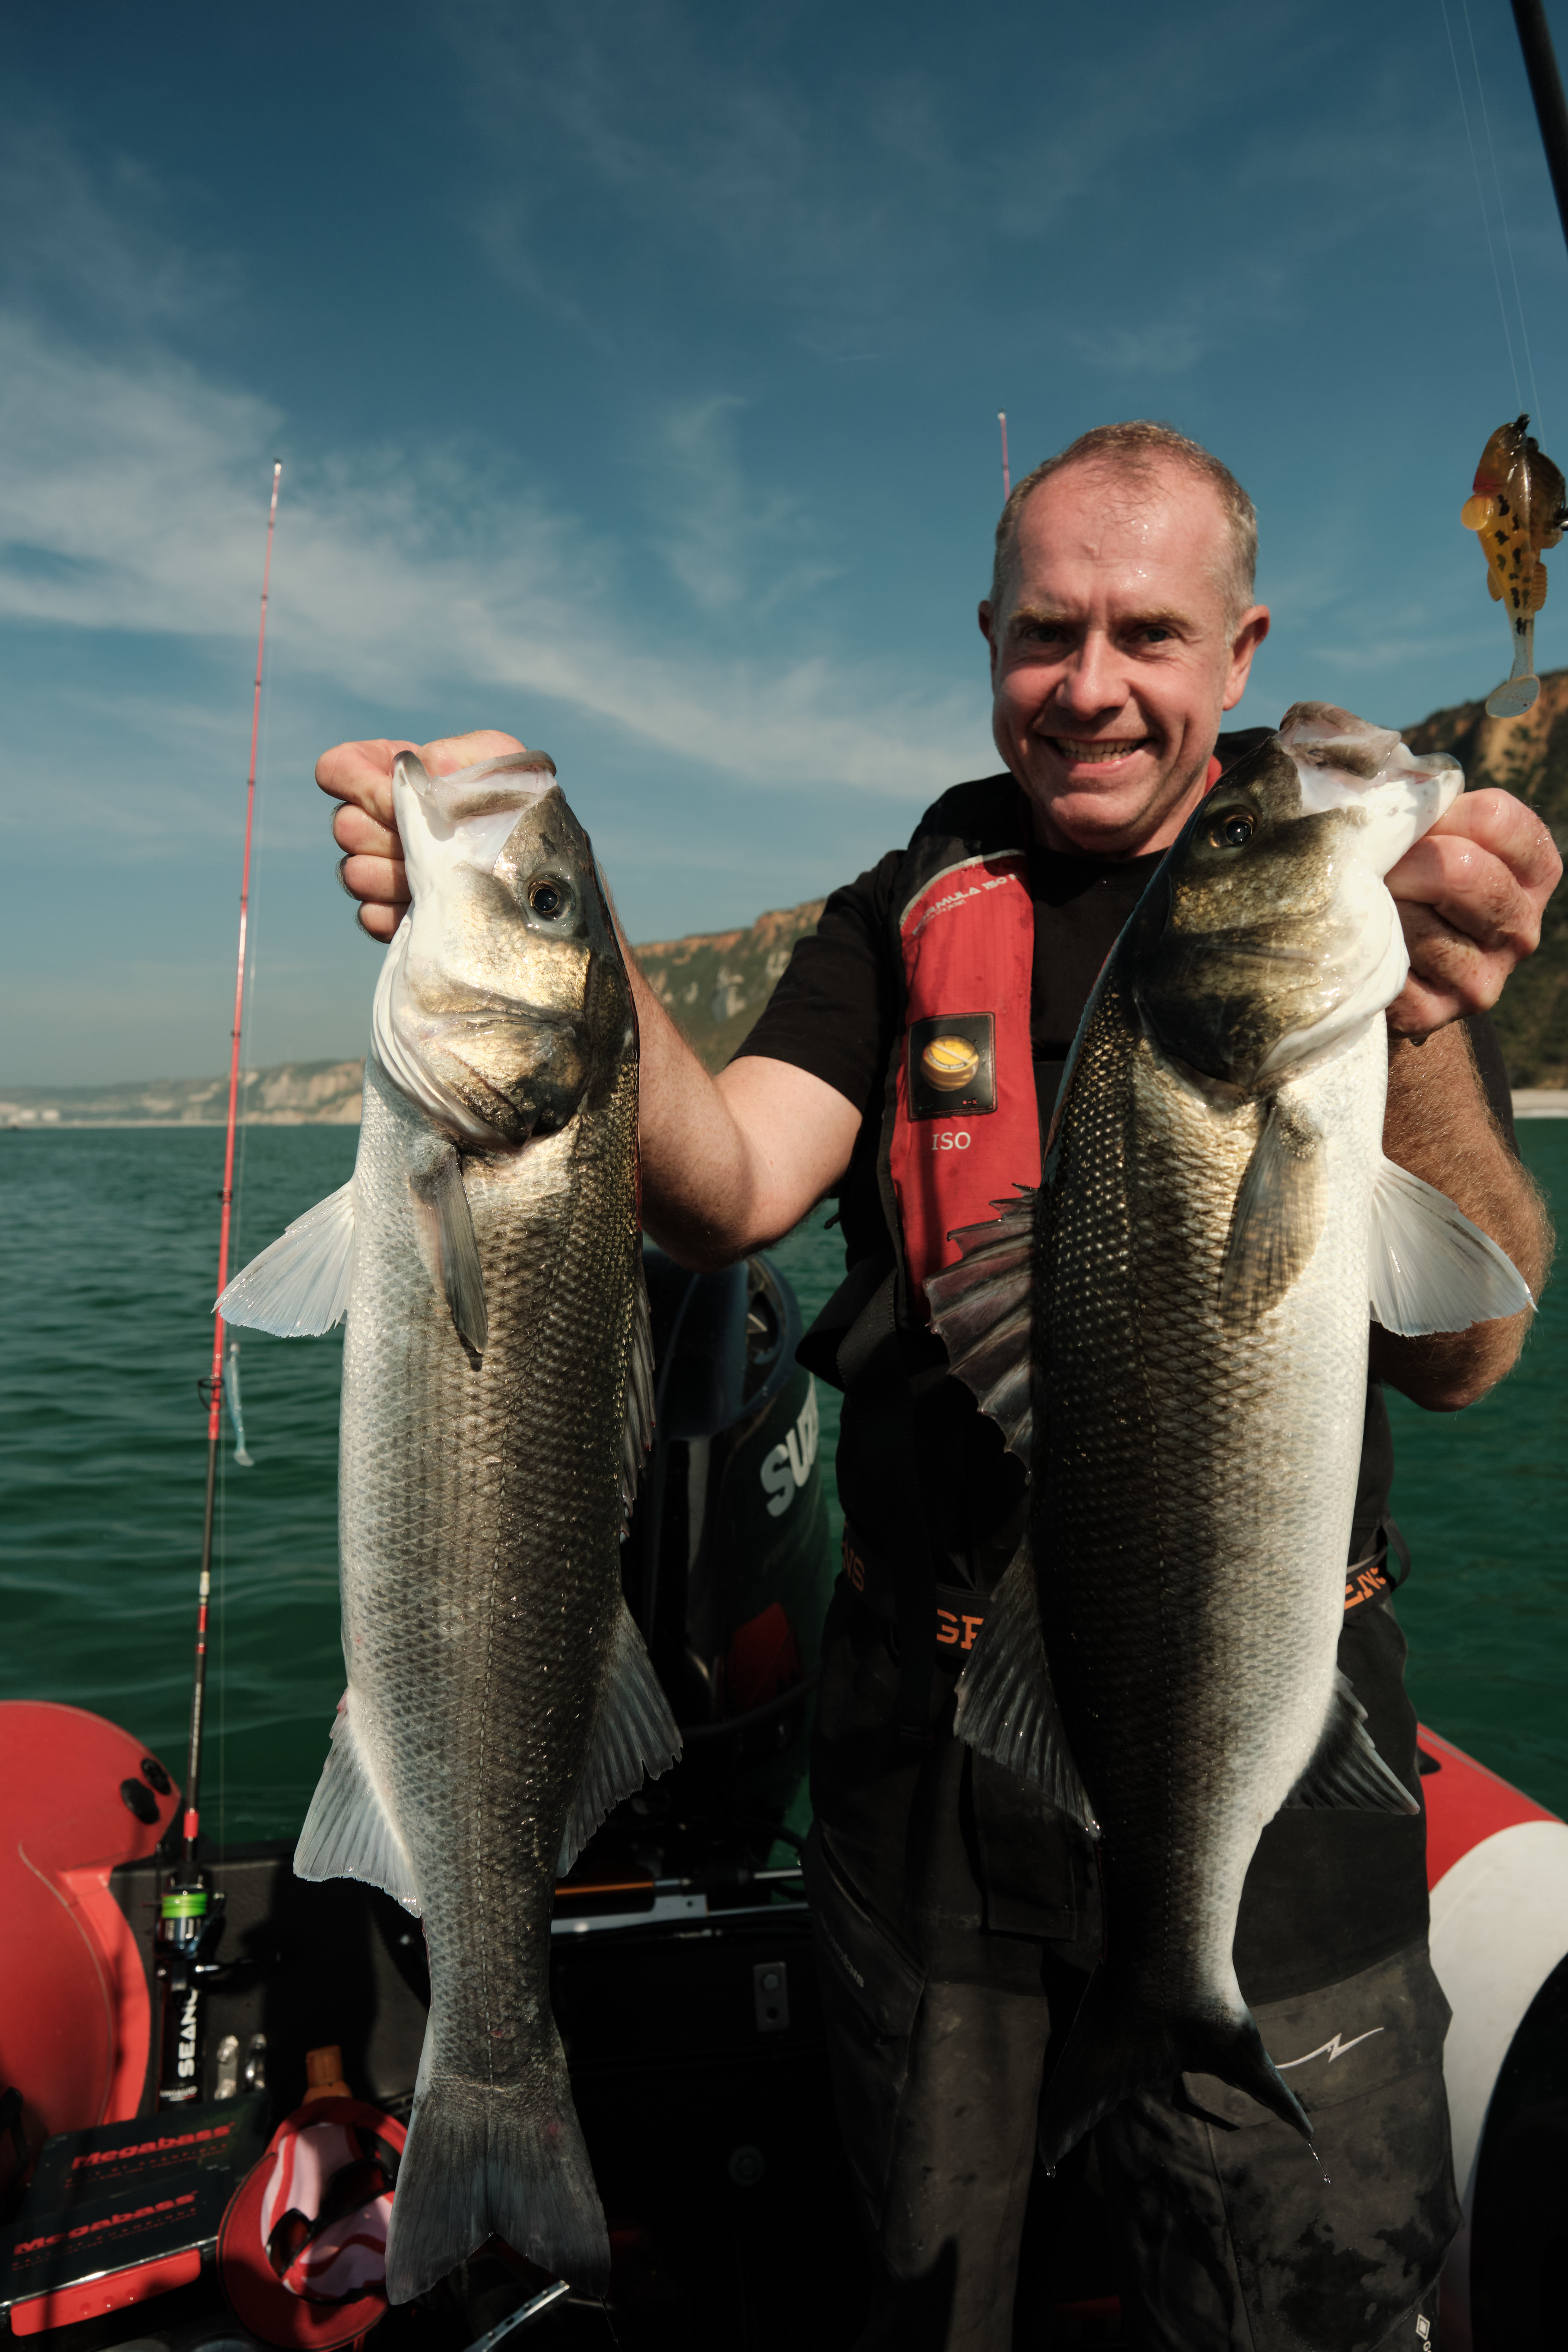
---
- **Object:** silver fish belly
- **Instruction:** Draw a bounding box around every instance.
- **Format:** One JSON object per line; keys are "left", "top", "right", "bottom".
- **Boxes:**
{"left": 928, "top": 704, "right": 1531, "bottom": 2165}
{"left": 218, "top": 750, "right": 677, "bottom": 2300}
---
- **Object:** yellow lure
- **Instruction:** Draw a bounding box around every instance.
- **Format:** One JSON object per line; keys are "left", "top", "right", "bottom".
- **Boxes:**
{"left": 1461, "top": 413, "right": 1567, "bottom": 717}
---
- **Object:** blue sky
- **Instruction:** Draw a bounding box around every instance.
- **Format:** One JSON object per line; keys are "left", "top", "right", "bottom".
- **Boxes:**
{"left": 3, "top": 0, "right": 1567, "bottom": 1083}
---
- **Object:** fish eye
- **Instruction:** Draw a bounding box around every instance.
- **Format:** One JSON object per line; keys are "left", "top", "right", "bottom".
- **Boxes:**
{"left": 1207, "top": 809, "right": 1255, "bottom": 850}
{"left": 528, "top": 876, "right": 570, "bottom": 920}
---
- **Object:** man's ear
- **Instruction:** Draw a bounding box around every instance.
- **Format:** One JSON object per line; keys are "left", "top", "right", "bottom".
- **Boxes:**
{"left": 978, "top": 599, "right": 999, "bottom": 686}
{"left": 1221, "top": 605, "right": 1270, "bottom": 712}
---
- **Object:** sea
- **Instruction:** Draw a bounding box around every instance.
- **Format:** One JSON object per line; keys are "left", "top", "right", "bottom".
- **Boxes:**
{"left": 1, "top": 1121, "right": 1564, "bottom": 1843}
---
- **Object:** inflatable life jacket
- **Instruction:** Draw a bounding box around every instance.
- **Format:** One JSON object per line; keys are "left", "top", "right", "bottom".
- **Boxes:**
{"left": 880, "top": 758, "right": 1220, "bottom": 1318}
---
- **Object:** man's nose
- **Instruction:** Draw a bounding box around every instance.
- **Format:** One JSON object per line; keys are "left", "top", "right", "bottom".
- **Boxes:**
{"left": 1054, "top": 632, "right": 1125, "bottom": 717}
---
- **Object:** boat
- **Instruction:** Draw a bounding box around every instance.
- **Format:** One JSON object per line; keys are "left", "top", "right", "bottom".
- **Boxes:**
{"left": 0, "top": 1226, "right": 1564, "bottom": 2350}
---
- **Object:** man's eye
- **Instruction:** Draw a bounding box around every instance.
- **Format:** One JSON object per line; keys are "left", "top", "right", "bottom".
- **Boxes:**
{"left": 1208, "top": 810, "right": 1255, "bottom": 849}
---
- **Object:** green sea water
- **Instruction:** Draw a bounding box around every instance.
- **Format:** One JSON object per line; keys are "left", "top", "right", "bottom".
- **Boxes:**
{"left": 0, "top": 1123, "right": 1562, "bottom": 1839}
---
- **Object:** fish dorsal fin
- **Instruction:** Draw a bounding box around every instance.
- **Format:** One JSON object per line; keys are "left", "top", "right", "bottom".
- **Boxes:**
{"left": 1369, "top": 1156, "right": 1533, "bottom": 1335}
{"left": 296, "top": 1692, "right": 421, "bottom": 1915}
{"left": 216, "top": 1180, "right": 357, "bottom": 1337}
{"left": 406, "top": 1135, "right": 488, "bottom": 1356}
{"left": 557, "top": 1596, "right": 681, "bottom": 1877}
{"left": 1283, "top": 1669, "right": 1419, "bottom": 1816}
{"left": 925, "top": 1190, "right": 1037, "bottom": 1458}
{"left": 1218, "top": 1098, "right": 1326, "bottom": 1331}
{"left": 619, "top": 1261, "right": 655, "bottom": 1534}
{"left": 952, "top": 1545, "right": 1098, "bottom": 1836}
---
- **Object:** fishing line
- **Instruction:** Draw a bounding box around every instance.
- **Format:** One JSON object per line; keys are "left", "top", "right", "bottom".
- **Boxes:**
{"left": 1440, "top": 0, "right": 1525, "bottom": 411}
{"left": 1462, "top": 0, "right": 1545, "bottom": 429}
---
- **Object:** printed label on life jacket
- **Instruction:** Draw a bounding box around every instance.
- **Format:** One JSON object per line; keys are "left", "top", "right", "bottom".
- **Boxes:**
{"left": 906, "top": 1013, "right": 997, "bottom": 1120}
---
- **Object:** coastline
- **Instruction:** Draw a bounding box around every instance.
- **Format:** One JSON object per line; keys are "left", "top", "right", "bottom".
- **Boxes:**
{"left": 6, "top": 1089, "right": 1565, "bottom": 1129}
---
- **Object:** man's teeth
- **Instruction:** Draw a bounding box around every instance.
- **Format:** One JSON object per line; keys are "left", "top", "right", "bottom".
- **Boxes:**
{"left": 1056, "top": 739, "right": 1146, "bottom": 763}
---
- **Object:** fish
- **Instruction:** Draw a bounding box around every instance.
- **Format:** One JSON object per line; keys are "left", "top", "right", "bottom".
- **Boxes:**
{"left": 217, "top": 748, "right": 679, "bottom": 2301}
{"left": 925, "top": 704, "right": 1532, "bottom": 2168}
{"left": 1461, "top": 413, "right": 1567, "bottom": 717}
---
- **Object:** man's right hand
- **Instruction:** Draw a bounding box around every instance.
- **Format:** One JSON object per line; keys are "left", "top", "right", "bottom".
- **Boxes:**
{"left": 317, "top": 731, "right": 528, "bottom": 942}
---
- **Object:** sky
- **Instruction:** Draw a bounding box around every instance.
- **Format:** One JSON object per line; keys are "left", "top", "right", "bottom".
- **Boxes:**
{"left": 4, "top": 0, "right": 1568, "bottom": 1084}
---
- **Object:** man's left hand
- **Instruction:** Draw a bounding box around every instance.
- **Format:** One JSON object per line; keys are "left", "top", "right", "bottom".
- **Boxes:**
{"left": 1385, "top": 788, "right": 1562, "bottom": 1035}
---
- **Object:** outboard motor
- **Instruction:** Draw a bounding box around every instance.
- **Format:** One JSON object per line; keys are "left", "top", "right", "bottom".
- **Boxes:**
{"left": 623, "top": 1242, "right": 835, "bottom": 1841}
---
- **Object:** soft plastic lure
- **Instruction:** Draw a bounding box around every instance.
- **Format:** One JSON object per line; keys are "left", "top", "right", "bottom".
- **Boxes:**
{"left": 223, "top": 1334, "right": 254, "bottom": 1466}
{"left": 1461, "top": 414, "right": 1568, "bottom": 717}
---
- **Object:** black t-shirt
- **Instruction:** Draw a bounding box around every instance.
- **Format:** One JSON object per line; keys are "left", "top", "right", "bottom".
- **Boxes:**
{"left": 735, "top": 749, "right": 1519, "bottom": 1568}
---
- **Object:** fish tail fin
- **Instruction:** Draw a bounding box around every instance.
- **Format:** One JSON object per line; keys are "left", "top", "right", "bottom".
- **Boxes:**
{"left": 384, "top": 2043, "right": 607, "bottom": 2305}
{"left": 1038, "top": 1969, "right": 1313, "bottom": 2171}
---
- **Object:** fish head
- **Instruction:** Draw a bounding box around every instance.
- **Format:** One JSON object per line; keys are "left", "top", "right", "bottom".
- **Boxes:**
{"left": 372, "top": 749, "right": 632, "bottom": 1145}
{"left": 1129, "top": 701, "right": 1461, "bottom": 1091}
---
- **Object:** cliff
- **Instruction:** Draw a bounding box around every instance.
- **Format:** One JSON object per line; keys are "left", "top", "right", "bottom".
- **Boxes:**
{"left": 1404, "top": 666, "right": 1568, "bottom": 1087}
{"left": 0, "top": 1059, "right": 365, "bottom": 1129}
{"left": 635, "top": 898, "right": 827, "bottom": 1073}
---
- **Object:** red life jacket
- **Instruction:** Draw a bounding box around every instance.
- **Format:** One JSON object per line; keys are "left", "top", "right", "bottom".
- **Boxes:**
{"left": 888, "top": 756, "right": 1222, "bottom": 1315}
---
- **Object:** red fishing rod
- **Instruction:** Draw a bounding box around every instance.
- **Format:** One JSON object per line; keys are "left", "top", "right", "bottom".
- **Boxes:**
{"left": 155, "top": 462, "right": 283, "bottom": 2107}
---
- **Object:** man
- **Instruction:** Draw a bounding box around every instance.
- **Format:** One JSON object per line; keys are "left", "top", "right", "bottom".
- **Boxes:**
{"left": 322, "top": 424, "right": 1557, "bottom": 2350}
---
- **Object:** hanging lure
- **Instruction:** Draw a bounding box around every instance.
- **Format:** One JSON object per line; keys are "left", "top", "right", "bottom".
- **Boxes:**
{"left": 223, "top": 1335, "right": 255, "bottom": 1467}
{"left": 1461, "top": 414, "right": 1568, "bottom": 716}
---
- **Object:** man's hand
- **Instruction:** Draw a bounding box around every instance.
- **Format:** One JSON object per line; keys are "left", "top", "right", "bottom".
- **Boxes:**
{"left": 317, "top": 730, "right": 526, "bottom": 942}
{"left": 1385, "top": 788, "right": 1561, "bottom": 1036}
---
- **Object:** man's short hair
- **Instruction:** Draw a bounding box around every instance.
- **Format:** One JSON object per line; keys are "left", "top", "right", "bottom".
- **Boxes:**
{"left": 990, "top": 421, "right": 1258, "bottom": 623}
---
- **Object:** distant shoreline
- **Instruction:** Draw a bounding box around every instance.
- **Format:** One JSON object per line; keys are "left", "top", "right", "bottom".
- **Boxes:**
{"left": 8, "top": 1090, "right": 1566, "bottom": 1129}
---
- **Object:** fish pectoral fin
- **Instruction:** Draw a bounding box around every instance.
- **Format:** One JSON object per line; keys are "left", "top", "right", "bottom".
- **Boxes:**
{"left": 925, "top": 1188, "right": 1037, "bottom": 1456}
{"left": 557, "top": 1597, "right": 682, "bottom": 1877}
{"left": 1283, "top": 1669, "right": 1419, "bottom": 1816}
{"left": 406, "top": 1138, "right": 488, "bottom": 1355}
{"left": 1369, "top": 1155, "right": 1533, "bottom": 1336}
{"left": 295, "top": 1692, "right": 421, "bottom": 1914}
{"left": 215, "top": 1179, "right": 357, "bottom": 1336}
{"left": 619, "top": 1259, "right": 655, "bottom": 1534}
{"left": 952, "top": 1545, "right": 1097, "bottom": 1835}
{"left": 1218, "top": 1099, "right": 1326, "bottom": 1331}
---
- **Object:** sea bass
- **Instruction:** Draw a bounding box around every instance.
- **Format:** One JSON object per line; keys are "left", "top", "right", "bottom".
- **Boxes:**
{"left": 926, "top": 705, "right": 1531, "bottom": 2166}
{"left": 219, "top": 750, "right": 679, "bottom": 2299}
{"left": 1460, "top": 412, "right": 1567, "bottom": 717}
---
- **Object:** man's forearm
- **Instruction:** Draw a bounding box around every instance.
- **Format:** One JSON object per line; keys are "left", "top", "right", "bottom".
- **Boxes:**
{"left": 1369, "top": 1023, "right": 1553, "bottom": 1409}
{"left": 625, "top": 951, "right": 859, "bottom": 1269}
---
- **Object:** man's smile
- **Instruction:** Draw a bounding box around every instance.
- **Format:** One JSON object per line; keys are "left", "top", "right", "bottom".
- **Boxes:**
{"left": 1046, "top": 735, "right": 1153, "bottom": 765}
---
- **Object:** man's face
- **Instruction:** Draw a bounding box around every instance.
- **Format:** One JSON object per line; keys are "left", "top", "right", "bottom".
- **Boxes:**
{"left": 978, "top": 461, "right": 1269, "bottom": 858}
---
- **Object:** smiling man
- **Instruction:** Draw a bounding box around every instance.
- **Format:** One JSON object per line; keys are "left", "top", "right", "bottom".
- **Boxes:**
{"left": 320, "top": 423, "right": 1557, "bottom": 2352}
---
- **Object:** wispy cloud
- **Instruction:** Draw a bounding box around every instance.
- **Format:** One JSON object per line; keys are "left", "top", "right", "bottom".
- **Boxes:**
{"left": 0, "top": 312, "right": 990, "bottom": 840}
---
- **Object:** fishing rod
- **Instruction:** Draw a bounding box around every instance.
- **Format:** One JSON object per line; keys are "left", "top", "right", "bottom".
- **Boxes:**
{"left": 998, "top": 409, "right": 1011, "bottom": 502}
{"left": 1511, "top": 0, "right": 1568, "bottom": 262}
{"left": 154, "top": 461, "right": 283, "bottom": 2108}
